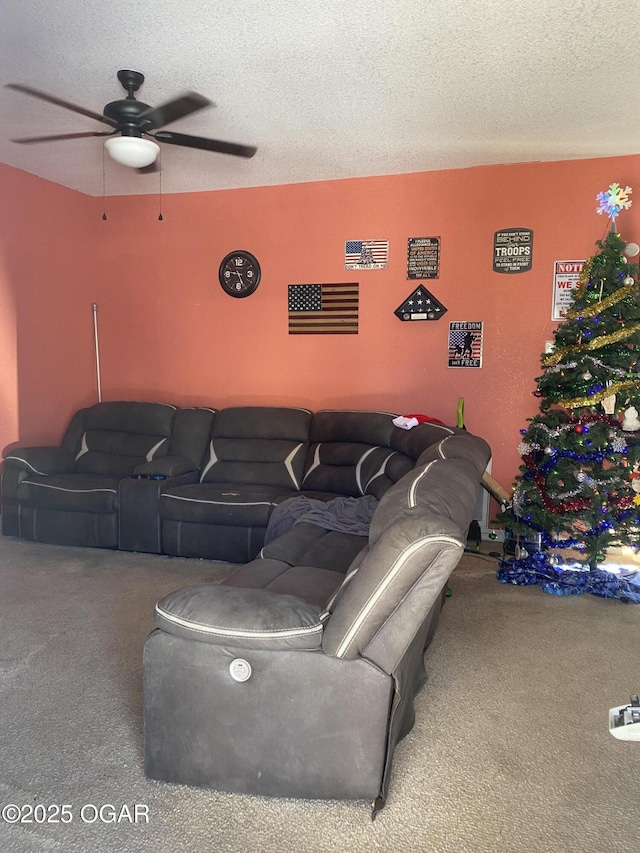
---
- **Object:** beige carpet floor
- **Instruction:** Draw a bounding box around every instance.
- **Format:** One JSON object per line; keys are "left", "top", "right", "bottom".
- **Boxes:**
{"left": 0, "top": 533, "right": 638, "bottom": 853}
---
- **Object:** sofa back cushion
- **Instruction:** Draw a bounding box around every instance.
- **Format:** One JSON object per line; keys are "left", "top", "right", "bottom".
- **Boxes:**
{"left": 168, "top": 407, "right": 217, "bottom": 467}
{"left": 72, "top": 401, "right": 176, "bottom": 478}
{"left": 321, "top": 432, "right": 491, "bottom": 667}
{"left": 200, "top": 407, "right": 312, "bottom": 490}
{"left": 370, "top": 433, "right": 492, "bottom": 541}
{"left": 302, "top": 411, "right": 457, "bottom": 499}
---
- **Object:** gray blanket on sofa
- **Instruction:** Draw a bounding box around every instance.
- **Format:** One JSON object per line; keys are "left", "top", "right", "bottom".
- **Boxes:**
{"left": 264, "top": 495, "right": 379, "bottom": 545}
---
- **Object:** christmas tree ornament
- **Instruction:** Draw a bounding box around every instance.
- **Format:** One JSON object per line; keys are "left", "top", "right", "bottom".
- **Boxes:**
{"left": 602, "top": 391, "right": 616, "bottom": 414}
{"left": 596, "top": 183, "right": 633, "bottom": 220}
{"left": 624, "top": 275, "right": 635, "bottom": 285}
{"left": 622, "top": 406, "right": 640, "bottom": 431}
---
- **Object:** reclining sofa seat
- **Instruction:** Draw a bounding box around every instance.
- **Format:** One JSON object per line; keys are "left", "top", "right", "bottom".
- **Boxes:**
{"left": 158, "top": 407, "right": 313, "bottom": 562}
{"left": 1, "top": 402, "right": 214, "bottom": 549}
{"left": 143, "top": 427, "right": 492, "bottom": 810}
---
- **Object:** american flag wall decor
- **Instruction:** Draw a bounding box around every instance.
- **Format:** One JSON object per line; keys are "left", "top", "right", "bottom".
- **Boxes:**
{"left": 288, "top": 283, "right": 359, "bottom": 334}
{"left": 394, "top": 285, "right": 447, "bottom": 321}
{"left": 345, "top": 240, "right": 389, "bottom": 270}
{"left": 448, "top": 322, "right": 483, "bottom": 368}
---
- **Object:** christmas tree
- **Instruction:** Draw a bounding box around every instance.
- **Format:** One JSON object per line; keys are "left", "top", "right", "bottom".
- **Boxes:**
{"left": 498, "top": 183, "right": 640, "bottom": 599}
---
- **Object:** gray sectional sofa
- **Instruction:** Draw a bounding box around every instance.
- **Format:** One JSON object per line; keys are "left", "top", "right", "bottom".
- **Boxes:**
{"left": 1, "top": 400, "right": 491, "bottom": 812}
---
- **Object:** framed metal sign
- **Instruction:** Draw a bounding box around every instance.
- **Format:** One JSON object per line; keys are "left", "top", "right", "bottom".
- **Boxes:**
{"left": 407, "top": 237, "right": 440, "bottom": 279}
{"left": 493, "top": 228, "right": 533, "bottom": 274}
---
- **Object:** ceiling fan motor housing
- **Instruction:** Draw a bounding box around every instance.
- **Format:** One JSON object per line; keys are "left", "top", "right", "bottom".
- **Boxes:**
{"left": 103, "top": 98, "right": 154, "bottom": 136}
{"left": 103, "top": 72, "right": 152, "bottom": 136}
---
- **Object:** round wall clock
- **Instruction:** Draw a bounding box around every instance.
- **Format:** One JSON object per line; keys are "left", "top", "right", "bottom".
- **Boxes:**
{"left": 218, "top": 250, "right": 261, "bottom": 298}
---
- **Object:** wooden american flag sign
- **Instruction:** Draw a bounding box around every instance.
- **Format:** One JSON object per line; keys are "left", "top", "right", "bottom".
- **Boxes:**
{"left": 288, "top": 283, "right": 359, "bottom": 334}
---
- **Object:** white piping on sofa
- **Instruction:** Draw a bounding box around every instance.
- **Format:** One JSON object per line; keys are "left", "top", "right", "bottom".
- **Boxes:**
{"left": 334, "top": 533, "right": 461, "bottom": 659}
{"left": 155, "top": 605, "right": 324, "bottom": 640}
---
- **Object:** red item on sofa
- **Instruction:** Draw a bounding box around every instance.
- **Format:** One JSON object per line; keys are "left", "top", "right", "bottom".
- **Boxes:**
{"left": 403, "top": 413, "right": 447, "bottom": 426}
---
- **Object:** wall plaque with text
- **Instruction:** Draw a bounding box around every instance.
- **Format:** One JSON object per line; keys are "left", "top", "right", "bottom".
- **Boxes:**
{"left": 493, "top": 228, "right": 533, "bottom": 274}
{"left": 407, "top": 237, "right": 440, "bottom": 279}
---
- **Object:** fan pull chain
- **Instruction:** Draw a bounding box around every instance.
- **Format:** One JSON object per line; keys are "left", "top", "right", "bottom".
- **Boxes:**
{"left": 101, "top": 145, "right": 107, "bottom": 220}
{"left": 158, "top": 151, "right": 163, "bottom": 221}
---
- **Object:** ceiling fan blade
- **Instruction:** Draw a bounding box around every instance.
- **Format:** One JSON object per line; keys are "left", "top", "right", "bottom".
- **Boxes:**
{"left": 5, "top": 83, "right": 118, "bottom": 128}
{"left": 11, "top": 130, "right": 116, "bottom": 144}
{"left": 153, "top": 130, "right": 257, "bottom": 158}
{"left": 139, "top": 92, "right": 212, "bottom": 130}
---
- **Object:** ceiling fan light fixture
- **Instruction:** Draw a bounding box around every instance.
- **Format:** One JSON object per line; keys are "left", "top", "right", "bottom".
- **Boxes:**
{"left": 104, "top": 136, "right": 160, "bottom": 168}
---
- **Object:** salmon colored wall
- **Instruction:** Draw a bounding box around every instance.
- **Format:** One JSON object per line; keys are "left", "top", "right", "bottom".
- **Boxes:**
{"left": 3, "top": 155, "right": 640, "bottom": 522}
{"left": 94, "top": 155, "right": 640, "bottom": 513}
{"left": 0, "top": 164, "right": 99, "bottom": 449}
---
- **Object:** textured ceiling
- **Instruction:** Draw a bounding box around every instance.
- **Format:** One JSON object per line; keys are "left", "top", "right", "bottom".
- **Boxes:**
{"left": 1, "top": 0, "right": 640, "bottom": 197}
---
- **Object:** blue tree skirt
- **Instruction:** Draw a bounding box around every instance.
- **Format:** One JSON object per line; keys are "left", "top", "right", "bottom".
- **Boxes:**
{"left": 497, "top": 552, "right": 640, "bottom": 603}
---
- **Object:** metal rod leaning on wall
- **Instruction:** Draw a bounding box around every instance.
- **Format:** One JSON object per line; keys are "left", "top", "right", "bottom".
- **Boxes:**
{"left": 92, "top": 303, "right": 102, "bottom": 403}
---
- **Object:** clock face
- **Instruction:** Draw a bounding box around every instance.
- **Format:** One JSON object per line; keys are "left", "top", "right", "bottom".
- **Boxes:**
{"left": 219, "top": 250, "right": 261, "bottom": 298}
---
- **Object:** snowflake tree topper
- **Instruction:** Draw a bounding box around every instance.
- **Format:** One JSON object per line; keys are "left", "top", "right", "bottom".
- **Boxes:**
{"left": 596, "top": 182, "right": 633, "bottom": 220}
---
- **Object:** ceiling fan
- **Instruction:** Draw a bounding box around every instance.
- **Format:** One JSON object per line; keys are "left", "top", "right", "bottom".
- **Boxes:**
{"left": 6, "top": 69, "right": 257, "bottom": 169}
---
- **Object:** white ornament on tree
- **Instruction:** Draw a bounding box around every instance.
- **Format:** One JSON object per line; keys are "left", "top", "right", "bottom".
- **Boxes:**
{"left": 622, "top": 406, "right": 640, "bottom": 431}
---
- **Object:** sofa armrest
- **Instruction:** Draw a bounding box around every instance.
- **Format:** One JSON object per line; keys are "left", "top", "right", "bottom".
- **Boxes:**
{"left": 154, "top": 585, "right": 325, "bottom": 651}
{"left": 2, "top": 446, "right": 74, "bottom": 476}
{"left": 132, "top": 456, "right": 198, "bottom": 479}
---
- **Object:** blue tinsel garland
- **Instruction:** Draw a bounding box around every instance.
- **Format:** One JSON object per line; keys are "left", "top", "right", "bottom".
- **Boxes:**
{"left": 497, "top": 552, "right": 640, "bottom": 603}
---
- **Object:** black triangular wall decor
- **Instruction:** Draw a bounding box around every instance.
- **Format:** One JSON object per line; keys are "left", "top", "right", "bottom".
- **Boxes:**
{"left": 394, "top": 285, "right": 447, "bottom": 321}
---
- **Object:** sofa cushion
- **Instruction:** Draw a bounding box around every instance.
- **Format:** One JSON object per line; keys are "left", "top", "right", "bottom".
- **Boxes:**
{"left": 302, "top": 411, "right": 433, "bottom": 499}
{"left": 223, "top": 559, "right": 346, "bottom": 607}
{"left": 15, "top": 474, "right": 120, "bottom": 513}
{"left": 369, "top": 453, "right": 487, "bottom": 544}
{"left": 320, "top": 444, "right": 491, "bottom": 663}
{"left": 167, "top": 407, "right": 217, "bottom": 466}
{"left": 158, "top": 483, "right": 296, "bottom": 527}
{"left": 154, "top": 585, "right": 324, "bottom": 650}
{"left": 321, "top": 514, "right": 464, "bottom": 660}
{"left": 261, "top": 523, "right": 367, "bottom": 572}
{"left": 72, "top": 401, "right": 176, "bottom": 478}
{"left": 200, "top": 407, "right": 311, "bottom": 489}
{"left": 74, "top": 431, "right": 170, "bottom": 477}
{"left": 83, "top": 401, "right": 176, "bottom": 436}
{"left": 301, "top": 442, "right": 399, "bottom": 497}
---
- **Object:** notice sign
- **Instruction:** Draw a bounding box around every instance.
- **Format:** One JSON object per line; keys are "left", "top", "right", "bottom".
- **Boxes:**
{"left": 493, "top": 228, "right": 533, "bottom": 274}
{"left": 407, "top": 237, "right": 440, "bottom": 279}
{"left": 552, "top": 260, "right": 585, "bottom": 320}
{"left": 448, "top": 321, "right": 483, "bottom": 368}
